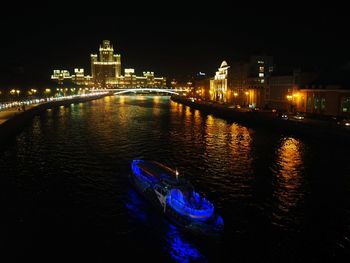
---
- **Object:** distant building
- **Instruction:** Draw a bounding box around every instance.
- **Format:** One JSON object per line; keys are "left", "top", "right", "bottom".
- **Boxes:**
{"left": 51, "top": 69, "right": 92, "bottom": 86}
{"left": 117, "top": 69, "right": 166, "bottom": 88}
{"left": 245, "top": 55, "right": 274, "bottom": 108}
{"left": 72, "top": 68, "right": 92, "bottom": 85}
{"left": 210, "top": 61, "right": 230, "bottom": 102}
{"left": 51, "top": 40, "right": 166, "bottom": 88}
{"left": 194, "top": 72, "right": 210, "bottom": 99}
{"left": 90, "top": 40, "right": 121, "bottom": 87}
{"left": 51, "top": 70, "right": 71, "bottom": 84}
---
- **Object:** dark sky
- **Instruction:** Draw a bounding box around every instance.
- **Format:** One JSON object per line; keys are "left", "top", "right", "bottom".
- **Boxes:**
{"left": 1, "top": 9, "right": 349, "bottom": 86}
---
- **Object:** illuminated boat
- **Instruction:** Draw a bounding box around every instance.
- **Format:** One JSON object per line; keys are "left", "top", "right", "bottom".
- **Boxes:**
{"left": 129, "top": 160, "right": 224, "bottom": 236}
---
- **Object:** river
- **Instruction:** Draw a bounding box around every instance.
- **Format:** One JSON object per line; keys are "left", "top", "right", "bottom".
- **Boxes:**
{"left": 1, "top": 95, "right": 349, "bottom": 262}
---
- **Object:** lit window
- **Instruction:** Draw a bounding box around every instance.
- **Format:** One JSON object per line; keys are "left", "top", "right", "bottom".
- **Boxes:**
{"left": 259, "top": 66, "right": 264, "bottom": 72}
{"left": 259, "top": 73, "right": 264, "bottom": 77}
{"left": 341, "top": 98, "right": 349, "bottom": 112}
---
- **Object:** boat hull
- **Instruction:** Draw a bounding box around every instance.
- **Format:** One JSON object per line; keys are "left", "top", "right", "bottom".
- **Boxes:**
{"left": 129, "top": 171, "right": 224, "bottom": 237}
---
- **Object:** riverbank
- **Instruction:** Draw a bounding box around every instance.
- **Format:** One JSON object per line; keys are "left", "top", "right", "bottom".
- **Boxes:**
{"left": 171, "top": 95, "right": 350, "bottom": 144}
{"left": 0, "top": 93, "right": 110, "bottom": 143}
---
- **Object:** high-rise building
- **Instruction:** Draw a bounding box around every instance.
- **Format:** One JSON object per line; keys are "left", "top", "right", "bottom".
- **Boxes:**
{"left": 90, "top": 40, "right": 121, "bottom": 87}
{"left": 51, "top": 40, "right": 166, "bottom": 88}
{"left": 210, "top": 61, "right": 230, "bottom": 102}
{"left": 245, "top": 55, "right": 274, "bottom": 108}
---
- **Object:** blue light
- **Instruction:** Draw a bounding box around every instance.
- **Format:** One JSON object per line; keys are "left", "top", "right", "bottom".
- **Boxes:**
{"left": 165, "top": 224, "right": 207, "bottom": 263}
{"left": 131, "top": 160, "right": 157, "bottom": 183}
{"left": 166, "top": 189, "right": 214, "bottom": 220}
{"left": 126, "top": 187, "right": 207, "bottom": 263}
{"left": 125, "top": 188, "right": 147, "bottom": 222}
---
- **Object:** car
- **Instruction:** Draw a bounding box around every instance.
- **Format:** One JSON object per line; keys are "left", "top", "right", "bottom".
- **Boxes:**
{"left": 293, "top": 113, "right": 305, "bottom": 120}
{"left": 280, "top": 114, "right": 289, "bottom": 120}
{"left": 337, "top": 119, "right": 350, "bottom": 127}
{"left": 229, "top": 104, "right": 241, "bottom": 109}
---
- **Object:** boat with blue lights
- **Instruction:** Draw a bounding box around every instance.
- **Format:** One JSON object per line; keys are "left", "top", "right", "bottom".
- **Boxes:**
{"left": 129, "top": 160, "right": 224, "bottom": 236}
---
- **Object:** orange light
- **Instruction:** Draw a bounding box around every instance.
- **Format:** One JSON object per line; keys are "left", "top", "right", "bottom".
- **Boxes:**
{"left": 234, "top": 92, "right": 238, "bottom": 97}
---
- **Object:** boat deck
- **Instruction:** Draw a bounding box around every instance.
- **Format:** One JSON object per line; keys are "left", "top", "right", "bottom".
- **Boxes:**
{"left": 136, "top": 161, "right": 177, "bottom": 178}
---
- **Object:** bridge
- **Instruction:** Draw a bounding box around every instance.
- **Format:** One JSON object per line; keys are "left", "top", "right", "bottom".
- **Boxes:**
{"left": 97, "top": 88, "right": 187, "bottom": 95}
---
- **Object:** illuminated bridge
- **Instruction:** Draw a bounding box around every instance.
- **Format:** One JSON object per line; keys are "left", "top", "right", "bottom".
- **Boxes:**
{"left": 98, "top": 88, "right": 187, "bottom": 95}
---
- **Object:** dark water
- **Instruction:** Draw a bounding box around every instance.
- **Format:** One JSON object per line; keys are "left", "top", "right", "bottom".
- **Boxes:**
{"left": 1, "top": 96, "right": 350, "bottom": 262}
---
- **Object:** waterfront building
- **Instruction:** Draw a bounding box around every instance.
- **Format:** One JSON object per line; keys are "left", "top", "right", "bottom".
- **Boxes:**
{"left": 194, "top": 72, "right": 210, "bottom": 100}
{"left": 267, "top": 70, "right": 317, "bottom": 112}
{"left": 210, "top": 61, "right": 230, "bottom": 102}
{"left": 245, "top": 56, "right": 274, "bottom": 108}
{"left": 224, "top": 56, "right": 274, "bottom": 108}
{"left": 295, "top": 86, "right": 350, "bottom": 117}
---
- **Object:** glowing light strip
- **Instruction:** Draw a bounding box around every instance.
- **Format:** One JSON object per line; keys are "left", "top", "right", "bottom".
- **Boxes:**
{"left": 113, "top": 88, "right": 179, "bottom": 95}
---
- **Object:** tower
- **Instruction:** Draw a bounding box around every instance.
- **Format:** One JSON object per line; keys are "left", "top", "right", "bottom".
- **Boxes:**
{"left": 90, "top": 40, "right": 122, "bottom": 87}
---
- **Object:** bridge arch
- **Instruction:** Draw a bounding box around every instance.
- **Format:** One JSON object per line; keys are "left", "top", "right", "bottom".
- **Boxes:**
{"left": 113, "top": 88, "right": 179, "bottom": 95}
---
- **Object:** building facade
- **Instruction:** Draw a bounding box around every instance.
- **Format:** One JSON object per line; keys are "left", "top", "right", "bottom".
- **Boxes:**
{"left": 117, "top": 69, "right": 166, "bottom": 88}
{"left": 267, "top": 70, "right": 318, "bottom": 111}
{"left": 295, "top": 87, "right": 350, "bottom": 117}
{"left": 90, "top": 40, "right": 121, "bottom": 87}
{"left": 245, "top": 56, "right": 274, "bottom": 108}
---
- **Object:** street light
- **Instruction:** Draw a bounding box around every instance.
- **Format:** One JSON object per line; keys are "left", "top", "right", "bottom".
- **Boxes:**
{"left": 245, "top": 91, "right": 249, "bottom": 107}
{"left": 286, "top": 94, "right": 293, "bottom": 112}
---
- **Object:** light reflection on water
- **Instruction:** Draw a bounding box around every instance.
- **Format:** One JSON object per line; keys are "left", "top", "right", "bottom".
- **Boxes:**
{"left": 126, "top": 188, "right": 206, "bottom": 262}
{"left": 271, "top": 137, "right": 305, "bottom": 228}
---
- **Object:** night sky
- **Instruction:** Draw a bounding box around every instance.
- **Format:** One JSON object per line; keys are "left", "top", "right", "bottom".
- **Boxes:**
{"left": 1, "top": 9, "right": 349, "bottom": 86}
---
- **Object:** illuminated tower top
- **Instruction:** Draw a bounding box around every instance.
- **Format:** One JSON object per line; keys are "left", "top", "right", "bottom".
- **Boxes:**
{"left": 99, "top": 40, "right": 115, "bottom": 62}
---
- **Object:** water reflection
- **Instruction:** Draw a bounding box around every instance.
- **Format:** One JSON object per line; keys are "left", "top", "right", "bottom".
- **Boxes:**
{"left": 116, "top": 96, "right": 127, "bottom": 127}
{"left": 126, "top": 188, "right": 206, "bottom": 262}
{"left": 272, "top": 137, "right": 305, "bottom": 227}
{"left": 152, "top": 96, "right": 161, "bottom": 116}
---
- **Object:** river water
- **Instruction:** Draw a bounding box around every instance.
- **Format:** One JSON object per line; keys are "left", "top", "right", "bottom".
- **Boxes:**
{"left": 1, "top": 95, "right": 350, "bottom": 262}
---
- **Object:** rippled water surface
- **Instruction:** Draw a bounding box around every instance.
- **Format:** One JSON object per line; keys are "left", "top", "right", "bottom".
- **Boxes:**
{"left": 1, "top": 96, "right": 350, "bottom": 262}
